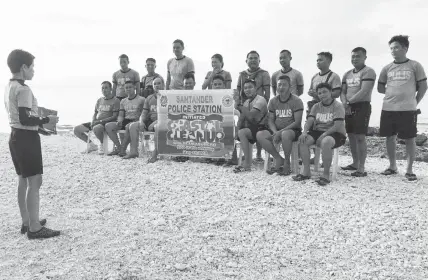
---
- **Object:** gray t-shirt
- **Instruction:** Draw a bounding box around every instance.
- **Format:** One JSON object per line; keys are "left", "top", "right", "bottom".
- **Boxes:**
{"left": 112, "top": 68, "right": 140, "bottom": 98}
{"left": 342, "top": 66, "right": 377, "bottom": 102}
{"left": 268, "top": 94, "right": 304, "bottom": 130}
{"left": 4, "top": 79, "right": 39, "bottom": 131}
{"left": 309, "top": 70, "right": 341, "bottom": 102}
{"left": 271, "top": 68, "right": 304, "bottom": 96}
{"left": 378, "top": 59, "right": 426, "bottom": 111}
{"left": 119, "top": 95, "right": 146, "bottom": 120}
{"left": 308, "top": 99, "right": 346, "bottom": 135}
{"left": 167, "top": 56, "right": 195, "bottom": 90}
{"left": 95, "top": 96, "right": 121, "bottom": 120}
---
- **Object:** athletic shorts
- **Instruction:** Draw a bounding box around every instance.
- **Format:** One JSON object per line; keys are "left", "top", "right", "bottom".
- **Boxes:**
{"left": 144, "top": 119, "right": 157, "bottom": 132}
{"left": 308, "top": 130, "right": 346, "bottom": 149}
{"left": 379, "top": 110, "right": 417, "bottom": 139}
{"left": 260, "top": 128, "right": 302, "bottom": 142}
{"left": 345, "top": 102, "right": 371, "bottom": 135}
{"left": 119, "top": 119, "right": 134, "bottom": 130}
{"left": 237, "top": 124, "right": 269, "bottom": 144}
{"left": 9, "top": 128, "right": 43, "bottom": 178}
{"left": 82, "top": 122, "right": 107, "bottom": 130}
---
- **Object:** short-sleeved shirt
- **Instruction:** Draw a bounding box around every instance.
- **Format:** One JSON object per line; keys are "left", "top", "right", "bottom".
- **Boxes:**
{"left": 119, "top": 95, "right": 145, "bottom": 120}
{"left": 4, "top": 79, "right": 39, "bottom": 131}
{"left": 143, "top": 94, "right": 158, "bottom": 122}
{"left": 167, "top": 56, "right": 195, "bottom": 90}
{"left": 95, "top": 96, "right": 121, "bottom": 120}
{"left": 204, "top": 70, "right": 232, "bottom": 89}
{"left": 378, "top": 59, "right": 427, "bottom": 111}
{"left": 268, "top": 94, "right": 304, "bottom": 130}
{"left": 112, "top": 69, "right": 140, "bottom": 98}
{"left": 243, "top": 94, "right": 268, "bottom": 127}
{"left": 237, "top": 68, "right": 270, "bottom": 100}
{"left": 141, "top": 73, "right": 164, "bottom": 89}
{"left": 271, "top": 68, "right": 304, "bottom": 96}
{"left": 308, "top": 100, "right": 346, "bottom": 135}
{"left": 309, "top": 70, "right": 342, "bottom": 102}
{"left": 342, "top": 66, "right": 377, "bottom": 102}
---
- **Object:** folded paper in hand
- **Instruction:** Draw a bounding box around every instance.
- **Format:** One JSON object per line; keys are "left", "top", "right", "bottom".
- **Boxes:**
{"left": 38, "top": 107, "right": 58, "bottom": 135}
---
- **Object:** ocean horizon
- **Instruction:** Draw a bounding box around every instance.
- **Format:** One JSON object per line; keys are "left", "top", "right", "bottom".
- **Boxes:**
{"left": 1, "top": 86, "right": 428, "bottom": 134}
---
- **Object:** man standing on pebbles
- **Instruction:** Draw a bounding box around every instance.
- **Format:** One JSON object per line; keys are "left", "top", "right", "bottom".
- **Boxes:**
{"left": 4, "top": 49, "right": 60, "bottom": 239}
{"left": 378, "top": 35, "right": 427, "bottom": 181}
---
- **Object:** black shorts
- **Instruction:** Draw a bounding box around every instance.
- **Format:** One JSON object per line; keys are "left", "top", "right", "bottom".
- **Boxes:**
{"left": 345, "top": 102, "right": 371, "bottom": 135}
{"left": 82, "top": 122, "right": 92, "bottom": 130}
{"left": 308, "top": 130, "right": 347, "bottom": 149}
{"left": 119, "top": 119, "right": 134, "bottom": 130}
{"left": 238, "top": 125, "right": 268, "bottom": 144}
{"left": 9, "top": 128, "right": 43, "bottom": 178}
{"left": 260, "top": 128, "right": 302, "bottom": 142}
{"left": 144, "top": 119, "right": 156, "bottom": 131}
{"left": 379, "top": 110, "right": 417, "bottom": 139}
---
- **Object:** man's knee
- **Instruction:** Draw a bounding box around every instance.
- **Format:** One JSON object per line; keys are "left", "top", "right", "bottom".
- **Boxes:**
{"left": 73, "top": 125, "right": 85, "bottom": 135}
{"left": 321, "top": 136, "right": 335, "bottom": 149}
{"left": 18, "top": 176, "right": 28, "bottom": 188}
{"left": 256, "top": 130, "right": 269, "bottom": 142}
{"left": 129, "top": 122, "right": 140, "bottom": 133}
{"left": 27, "top": 174, "right": 42, "bottom": 188}
{"left": 105, "top": 122, "right": 116, "bottom": 132}
{"left": 281, "top": 130, "right": 294, "bottom": 141}
{"left": 93, "top": 124, "right": 105, "bottom": 134}
{"left": 238, "top": 128, "right": 248, "bottom": 139}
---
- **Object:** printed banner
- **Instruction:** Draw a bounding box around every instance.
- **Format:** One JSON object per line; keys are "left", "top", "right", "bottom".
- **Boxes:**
{"left": 157, "top": 90, "right": 235, "bottom": 158}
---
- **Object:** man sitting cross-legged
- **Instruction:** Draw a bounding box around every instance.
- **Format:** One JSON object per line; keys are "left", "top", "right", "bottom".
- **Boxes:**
{"left": 257, "top": 75, "right": 303, "bottom": 175}
{"left": 293, "top": 83, "right": 346, "bottom": 186}
{"left": 73, "top": 81, "right": 120, "bottom": 154}
{"left": 233, "top": 79, "right": 268, "bottom": 173}
{"left": 125, "top": 77, "right": 163, "bottom": 160}
{"left": 105, "top": 81, "right": 145, "bottom": 156}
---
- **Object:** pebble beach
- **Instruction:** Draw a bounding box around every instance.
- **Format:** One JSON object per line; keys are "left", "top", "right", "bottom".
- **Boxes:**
{"left": 1, "top": 132, "right": 427, "bottom": 280}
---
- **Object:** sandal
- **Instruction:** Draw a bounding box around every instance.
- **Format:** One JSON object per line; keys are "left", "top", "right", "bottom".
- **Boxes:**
{"left": 381, "top": 168, "right": 397, "bottom": 176}
{"left": 405, "top": 173, "right": 417, "bottom": 181}
{"left": 21, "top": 219, "right": 46, "bottom": 234}
{"left": 147, "top": 157, "right": 158, "bottom": 164}
{"left": 233, "top": 166, "right": 251, "bottom": 173}
{"left": 292, "top": 174, "right": 311, "bottom": 181}
{"left": 266, "top": 166, "right": 283, "bottom": 175}
{"left": 315, "top": 177, "right": 330, "bottom": 186}
{"left": 278, "top": 168, "right": 292, "bottom": 176}
{"left": 351, "top": 171, "right": 367, "bottom": 177}
{"left": 341, "top": 164, "right": 357, "bottom": 171}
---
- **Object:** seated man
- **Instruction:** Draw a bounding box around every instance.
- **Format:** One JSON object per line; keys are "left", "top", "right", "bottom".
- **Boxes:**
{"left": 233, "top": 79, "right": 268, "bottom": 173}
{"left": 105, "top": 81, "right": 145, "bottom": 156}
{"left": 257, "top": 75, "right": 303, "bottom": 175}
{"left": 126, "top": 77, "right": 163, "bottom": 160}
{"left": 293, "top": 83, "right": 346, "bottom": 185}
{"left": 73, "top": 81, "right": 120, "bottom": 154}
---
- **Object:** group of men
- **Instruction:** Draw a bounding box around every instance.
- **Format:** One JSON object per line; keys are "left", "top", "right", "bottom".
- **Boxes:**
{"left": 73, "top": 35, "right": 427, "bottom": 185}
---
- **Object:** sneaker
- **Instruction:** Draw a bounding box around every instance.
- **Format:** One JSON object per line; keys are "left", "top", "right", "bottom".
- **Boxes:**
{"left": 83, "top": 142, "right": 98, "bottom": 154}
{"left": 98, "top": 144, "right": 105, "bottom": 155}
{"left": 27, "top": 227, "right": 60, "bottom": 239}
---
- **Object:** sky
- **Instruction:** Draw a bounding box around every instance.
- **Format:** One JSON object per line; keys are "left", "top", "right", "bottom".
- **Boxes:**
{"left": 1, "top": 0, "right": 428, "bottom": 132}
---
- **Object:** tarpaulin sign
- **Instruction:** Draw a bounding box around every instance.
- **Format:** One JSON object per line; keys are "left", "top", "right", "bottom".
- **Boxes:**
{"left": 157, "top": 90, "right": 235, "bottom": 158}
